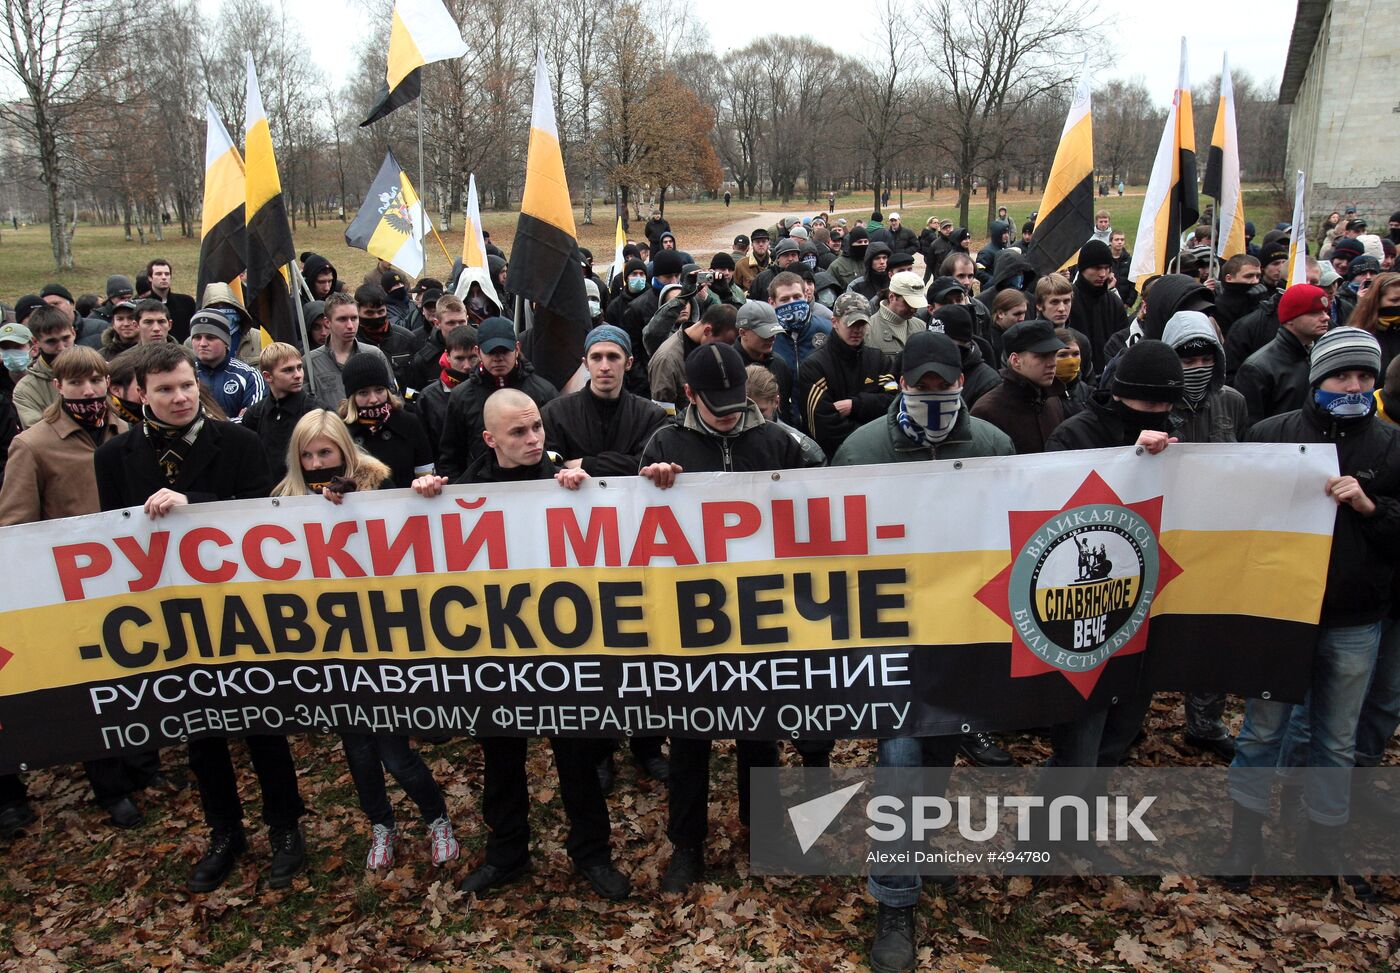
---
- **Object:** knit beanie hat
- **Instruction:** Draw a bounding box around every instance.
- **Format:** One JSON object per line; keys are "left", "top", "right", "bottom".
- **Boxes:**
{"left": 341, "top": 353, "right": 393, "bottom": 396}
{"left": 1309, "top": 327, "right": 1381, "bottom": 387}
{"left": 1331, "top": 237, "right": 1365, "bottom": 261}
{"left": 1112, "top": 339, "right": 1184, "bottom": 403}
{"left": 709, "top": 251, "right": 735, "bottom": 271}
{"left": 652, "top": 250, "right": 685, "bottom": 277}
{"left": 1278, "top": 283, "right": 1328, "bottom": 324}
{"left": 1078, "top": 239, "right": 1114, "bottom": 270}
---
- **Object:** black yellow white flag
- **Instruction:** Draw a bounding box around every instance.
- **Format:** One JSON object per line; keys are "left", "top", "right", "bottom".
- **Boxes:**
{"left": 196, "top": 101, "right": 246, "bottom": 301}
{"left": 361, "top": 0, "right": 469, "bottom": 126}
{"left": 1028, "top": 56, "right": 1093, "bottom": 275}
{"left": 1129, "top": 39, "right": 1199, "bottom": 282}
{"left": 1202, "top": 54, "right": 1246, "bottom": 260}
{"left": 452, "top": 173, "right": 501, "bottom": 311}
{"left": 243, "top": 53, "right": 298, "bottom": 346}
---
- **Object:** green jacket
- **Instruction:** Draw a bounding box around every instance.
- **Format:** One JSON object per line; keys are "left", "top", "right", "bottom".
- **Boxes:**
{"left": 832, "top": 396, "right": 1015, "bottom": 466}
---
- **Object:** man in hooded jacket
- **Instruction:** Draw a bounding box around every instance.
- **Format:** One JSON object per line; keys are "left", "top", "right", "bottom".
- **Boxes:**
{"left": 1100, "top": 274, "right": 1215, "bottom": 374}
{"left": 1067, "top": 240, "right": 1128, "bottom": 374}
{"left": 849, "top": 243, "right": 893, "bottom": 304}
{"left": 829, "top": 228, "right": 870, "bottom": 292}
{"left": 975, "top": 220, "right": 1013, "bottom": 286}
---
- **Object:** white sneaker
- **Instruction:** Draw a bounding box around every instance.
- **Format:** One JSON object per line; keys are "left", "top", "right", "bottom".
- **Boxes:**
{"left": 427, "top": 816, "right": 459, "bottom": 866}
{"left": 366, "top": 823, "right": 397, "bottom": 870}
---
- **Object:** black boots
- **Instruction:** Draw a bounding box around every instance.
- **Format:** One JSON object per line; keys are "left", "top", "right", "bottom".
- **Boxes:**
{"left": 187, "top": 830, "right": 248, "bottom": 893}
{"left": 1217, "top": 802, "right": 1265, "bottom": 892}
{"left": 869, "top": 902, "right": 917, "bottom": 973}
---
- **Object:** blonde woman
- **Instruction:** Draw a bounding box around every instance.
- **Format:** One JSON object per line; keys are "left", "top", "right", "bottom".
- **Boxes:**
{"left": 274, "top": 410, "right": 460, "bottom": 870}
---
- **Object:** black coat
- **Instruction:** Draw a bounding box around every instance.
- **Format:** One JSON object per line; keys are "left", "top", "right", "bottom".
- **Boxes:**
{"left": 639, "top": 404, "right": 802, "bottom": 474}
{"left": 1233, "top": 326, "right": 1311, "bottom": 426}
{"left": 1224, "top": 293, "right": 1280, "bottom": 383}
{"left": 95, "top": 419, "right": 271, "bottom": 510}
{"left": 406, "top": 328, "right": 447, "bottom": 392}
{"left": 970, "top": 368, "right": 1069, "bottom": 455}
{"left": 407, "top": 380, "right": 451, "bottom": 460}
{"left": 347, "top": 408, "right": 434, "bottom": 489}
{"left": 1067, "top": 275, "right": 1128, "bottom": 374}
{"left": 454, "top": 450, "right": 557, "bottom": 486}
{"left": 1215, "top": 282, "right": 1266, "bottom": 331}
{"left": 957, "top": 341, "right": 1002, "bottom": 409}
{"left": 1043, "top": 388, "right": 1140, "bottom": 451}
{"left": 1251, "top": 401, "right": 1400, "bottom": 626}
{"left": 240, "top": 388, "right": 319, "bottom": 482}
{"left": 542, "top": 387, "right": 669, "bottom": 476}
{"left": 359, "top": 323, "right": 426, "bottom": 391}
{"left": 796, "top": 337, "right": 897, "bottom": 458}
{"left": 438, "top": 360, "right": 558, "bottom": 479}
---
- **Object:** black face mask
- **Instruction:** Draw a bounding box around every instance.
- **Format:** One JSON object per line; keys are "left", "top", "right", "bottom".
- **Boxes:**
{"left": 1112, "top": 398, "right": 1172, "bottom": 435}
{"left": 62, "top": 395, "right": 107, "bottom": 429}
{"left": 109, "top": 393, "right": 142, "bottom": 425}
{"left": 1223, "top": 281, "right": 1256, "bottom": 297}
{"left": 304, "top": 463, "right": 346, "bottom": 493}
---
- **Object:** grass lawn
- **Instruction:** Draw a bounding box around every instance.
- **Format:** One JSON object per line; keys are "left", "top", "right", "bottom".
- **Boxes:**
{"left": 0, "top": 186, "right": 1289, "bottom": 303}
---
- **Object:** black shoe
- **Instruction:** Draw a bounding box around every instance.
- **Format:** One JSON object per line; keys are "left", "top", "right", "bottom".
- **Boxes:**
{"left": 267, "top": 825, "right": 306, "bottom": 889}
{"left": 1216, "top": 802, "right": 1265, "bottom": 892}
{"left": 959, "top": 731, "right": 1013, "bottom": 767}
{"left": 576, "top": 860, "right": 631, "bottom": 900}
{"left": 1307, "top": 819, "right": 1377, "bottom": 902}
{"left": 187, "top": 830, "right": 248, "bottom": 893}
{"left": 596, "top": 755, "right": 616, "bottom": 796}
{"left": 1183, "top": 733, "right": 1237, "bottom": 761}
{"left": 458, "top": 860, "right": 530, "bottom": 896}
{"left": 869, "top": 902, "right": 917, "bottom": 973}
{"left": 639, "top": 755, "right": 670, "bottom": 782}
{"left": 105, "top": 796, "right": 144, "bottom": 829}
{"left": 660, "top": 847, "right": 703, "bottom": 893}
{"left": 0, "top": 800, "right": 36, "bottom": 838}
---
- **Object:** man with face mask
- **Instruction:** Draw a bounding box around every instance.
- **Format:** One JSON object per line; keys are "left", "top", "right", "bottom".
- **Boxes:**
{"left": 1236, "top": 283, "right": 1332, "bottom": 426}
{"left": 829, "top": 227, "right": 869, "bottom": 292}
{"left": 605, "top": 258, "right": 650, "bottom": 327}
{"left": 970, "top": 320, "right": 1069, "bottom": 454}
{"left": 850, "top": 243, "right": 893, "bottom": 304}
{"left": 832, "top": 329, "right": 1013, "bottom": 973}
{"left": 767, "top": 272, "right": 832, "bottom": 375}
{"left": 1225, "top": 327, "right": 1400, "bottom": 901}
{"left": 1214, "top": 255, "right": 1265, "bottom": 330}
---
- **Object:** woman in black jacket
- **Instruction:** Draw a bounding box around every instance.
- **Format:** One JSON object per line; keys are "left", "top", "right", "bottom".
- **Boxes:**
{"left": 336, "top": 353, "right": 434, "bottom": 488}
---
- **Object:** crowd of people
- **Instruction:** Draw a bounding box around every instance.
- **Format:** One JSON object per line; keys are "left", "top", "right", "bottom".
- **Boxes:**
{"left": 0, "top": 204, "right": 1398, "bottom": 972}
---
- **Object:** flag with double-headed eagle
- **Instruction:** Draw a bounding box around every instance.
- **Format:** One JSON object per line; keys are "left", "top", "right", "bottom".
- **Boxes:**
{"left": 345, "top": 151, "right": 429, "bottom": 277}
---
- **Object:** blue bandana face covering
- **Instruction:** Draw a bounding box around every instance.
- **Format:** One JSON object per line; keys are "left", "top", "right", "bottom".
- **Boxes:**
{"left": 1315, "top": 387, "right": 1375, "bottom": 418}
{"left": 774, "top": 299, "right": 810, "bottom": 331}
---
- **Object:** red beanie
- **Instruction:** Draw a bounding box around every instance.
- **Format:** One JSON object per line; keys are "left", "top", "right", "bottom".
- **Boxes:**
{"left": 1277, "top": 283, "right": 1329, "bottom": 323}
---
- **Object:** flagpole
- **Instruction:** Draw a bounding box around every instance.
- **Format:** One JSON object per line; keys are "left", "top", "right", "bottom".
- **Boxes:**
{"left": 417, "top": 98, "right": 427, "bottom": 277}
{"left": 288, "top": 262, "right": 316, "bottom": 395}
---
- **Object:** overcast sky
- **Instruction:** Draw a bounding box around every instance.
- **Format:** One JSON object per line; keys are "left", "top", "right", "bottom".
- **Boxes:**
{"left": 282, "top": 3, "right": 1296, "bottom": 109}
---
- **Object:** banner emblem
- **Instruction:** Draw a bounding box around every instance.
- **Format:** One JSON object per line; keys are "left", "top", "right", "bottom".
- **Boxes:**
{"left": 977, "top": 471, "right": 1181, "bottom": 698}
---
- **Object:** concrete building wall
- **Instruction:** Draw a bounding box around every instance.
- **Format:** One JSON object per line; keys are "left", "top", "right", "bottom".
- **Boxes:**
{"left": 1284, "top": 0, "right": 1400, "bottom": 217}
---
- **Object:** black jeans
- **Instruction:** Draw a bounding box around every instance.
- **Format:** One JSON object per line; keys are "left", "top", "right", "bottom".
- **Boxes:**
{"left": 83, "top": 751, "right": 161, "bottom": 808}
{"left": 340, "top": 734, "right": 446, "bottom": 828}
{"left": 667, "top": 738, "right": 780, "bottom": 850}
{"left": 188, "top": 735, "right": 306, "bottom": 834}
{"left": 480, "top": 736, "right": 612, "bottom": 869}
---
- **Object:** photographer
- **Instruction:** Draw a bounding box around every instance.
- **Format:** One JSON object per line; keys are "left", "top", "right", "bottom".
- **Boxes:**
{"left": 642, "top": 265, "right": 712, "bottom": 355}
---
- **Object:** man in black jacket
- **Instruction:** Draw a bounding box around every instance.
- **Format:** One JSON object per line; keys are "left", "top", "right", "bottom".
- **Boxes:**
{"left": 405, "top": 295, "right": 470, "bottom": 392}
{"left": 241, "top": 342, "right": 317, "bottom": 482}
{"left": 638, "top": 343, "right": 802, "bottom": 893}
{"left": 542, "top": 324, "right": 672, "bottom": 788}
{"left": 408, "top": 324, "right": 478, "bottom": 460}
{"left": 412, "top": 388, "right": 631, "bottom": 902}
{"left": 437, "top": 317, "right": 558, "bottom": 478}
{"left": 797, "top": 293, "right": 896, "bottom": 457}
{"left": 93, "top": 343, "right": 307, "bottom": 894}
{"left": 1214, "top": 254, "right": 1265, "bottom": 331}
{"left": 355, "top": 284, "right": 425, "bottom": 391}
{"left": 1225, "top": 327, "right": 1400, "bottom": 900}
{"left": 1235, "top": 284, "right": 1331, "bottom": 426}
{"left": 734, "top": 302, "right": 794, "bottom": 422}
{"left": 930, "top": 305, "right": 1000, "bottom": 409}
{"left": 1067, "top": 240, "right": 1128, "bottom": 374}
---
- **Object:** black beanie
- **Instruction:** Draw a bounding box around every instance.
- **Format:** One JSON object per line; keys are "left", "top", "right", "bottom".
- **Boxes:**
{"left": 1078, "top": 239, "right": 1114, "bottom": 270}
{"left": 652, "top": 250, "right": 685, "bottom": 277}
{"left": 341, "top": 352, "right": 394, "bottom": 397}
{"left": 848, "top": 226, "right": 869, "bottom": 244}
{"left": 709, "top": 251, "right": 735, "bottom": 271}
{"left": 1112, "top": 339, "right": 1184, "bottom": 403}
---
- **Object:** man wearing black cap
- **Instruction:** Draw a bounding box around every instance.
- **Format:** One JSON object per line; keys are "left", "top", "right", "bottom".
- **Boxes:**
{"left": 437, "top": 316, "right": 557, "bottom": 479}
{"left": 1257, "top": 239, "right": 1290, "bottom": 296}
{"left": 622, "top": 248, "right": 685, "bottom": 390}
{"left": 39, "top": 283, "right": 103, "bottom": 348}
{"left": 832, "top": 329, "right": 1012, "bottom": 973}
{"left": 1067, "top": 240, "right": 1127, "bottom": 371}
{"left": 830, "top": 226, "right": 869, "bottom": 292}
{"left": 748, "top": 238, "right": 802, "bottom": 301}
{"left": 729, "top": 233, "right": 750, "bottom": 263}
{"left": 930, "top": 305, "right": 999, "bottom": 408}
{"left": 94, "top": 342, "right": 307, "bottom": 893}
{"left": 1336, "top": 254, "right": 1381, "bottom": 326}
{"left": 734, "top": 228, "right": 771, "bottom": 292}
{"left": 92, "top": 275, "right": 135, "bottom": 324}
{"left": 970, "top": 320, "right": 1069, "bottom": 454}
{"left": 796, "top": 293, "right": 897, "bottom": 458}
{"left": 637, "top": 342, "right": 802, "bottom": 893}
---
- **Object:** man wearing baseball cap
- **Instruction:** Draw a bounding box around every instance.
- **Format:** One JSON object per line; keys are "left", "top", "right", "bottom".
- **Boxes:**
{"left": 971, "top": 319, "right": 1069, "bottom": 454}
{"left": 1226, "top": 327, "right": 1400, "bottom": 900}
{"left": 638, "top": 341, "right": 803, "bottom": 894}
{"left": 734, "top": 227, "right": 770, "bottom": 292}
{"left": 865, "top": 271, "right": 929, "bottom": 356}
{"left": 748, "top": 237, "right": 802, "bottom": 302}
{"left": 1236, "top": 283, "right": 1332, "bottom": 425}
{"left": 797, "top": 292, "right": 897, "bottom": 458}
{"left": 833, "top": 329, "right": 1012, "bottom": 971}
{"left": 733, "top": 302, "right": 793, "bottom": 420}
{"left": 729, "top": 234, "right": 750, "bottom": 263}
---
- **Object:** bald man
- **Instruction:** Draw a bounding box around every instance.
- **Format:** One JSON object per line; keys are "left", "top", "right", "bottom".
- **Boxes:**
{"left": 411, "top": 389, "right": 630, "bottom": 900}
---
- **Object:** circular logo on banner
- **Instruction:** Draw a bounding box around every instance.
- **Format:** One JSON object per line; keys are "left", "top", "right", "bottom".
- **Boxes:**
{"left": 1007, "top": 504, "right": 1160, "bottom": 674}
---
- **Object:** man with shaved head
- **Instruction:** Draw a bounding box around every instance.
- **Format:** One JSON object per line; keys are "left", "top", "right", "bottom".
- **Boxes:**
{"left": 411, "top": 388, "right": 631, "bottom": 901}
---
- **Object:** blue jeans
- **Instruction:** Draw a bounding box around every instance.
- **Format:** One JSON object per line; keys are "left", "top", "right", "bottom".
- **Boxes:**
{"left": 1355, "top": 618, "right": 1400, "bottom": 767}
{"left": 867, "top": 735, "right": 959, "bottom": 907}
{"left": 1229, "top": 621, "right": 1381, "bottom": 826}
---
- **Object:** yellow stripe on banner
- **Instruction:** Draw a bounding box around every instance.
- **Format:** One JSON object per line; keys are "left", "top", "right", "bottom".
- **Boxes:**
{"left": 200, "top": 149, "right": 244, "bottom": 239}
{"left": 386, "top": 9, "right": 426, "bottom": 91}
{"left": 520, "top": 127, "right": 577, "bottom": 237}
{"left": 0, "top": 529, "right": 1331, "bottom": 697}
{"left": 1152, "top": 529, "right": 1332, "bottom": 623}
{"left": 1037, "top": 113, "right": 1093, "bottom": 220}
{"left": 245, "top": 117, "right": 282, "bottom": 214}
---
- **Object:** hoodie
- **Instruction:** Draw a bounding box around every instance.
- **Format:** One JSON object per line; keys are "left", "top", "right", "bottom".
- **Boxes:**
{"left": 303, "top": 254, "right": 341, "bottom": 300}
{"left": 1161, "top": 310, "right": 1250, "bottom": 443}
{"left": 980, "top": 249, "right": 1037, "bottom": 305}
{"left": 975, "top": 220, "right": 1012, "bottom": 282}
{"left": 828, "top": 229, "right": 869, "bottom": 291}
{"left": 850, "top": 242, "right": 892, "bottom": 303}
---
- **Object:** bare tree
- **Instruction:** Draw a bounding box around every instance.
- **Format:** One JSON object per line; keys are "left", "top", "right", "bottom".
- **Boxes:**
{"left": 845, "top": 1, "right": 922, "bottom": 212}
{"left": 1095, "top": 78, "right": 1158, "bottom": 187}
